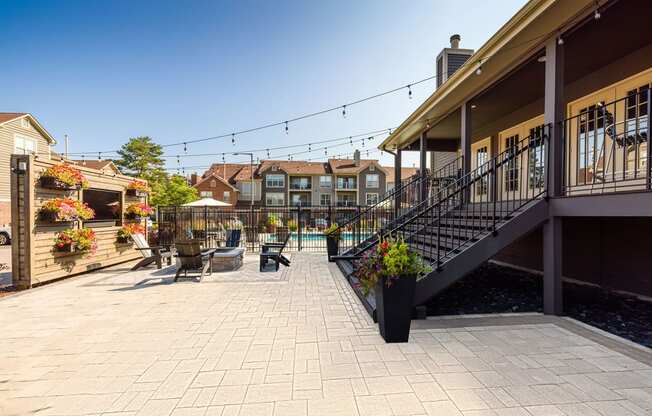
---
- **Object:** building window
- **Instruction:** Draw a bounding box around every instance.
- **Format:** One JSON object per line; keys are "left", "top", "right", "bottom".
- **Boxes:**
{"left": 200, "top": 191, "right": 212, "bottom": 198}
{"left": 210, "top": 180, "right": 217, "bottom": 188}
{"left": 337, "top": 194, "right": 356, "bottom": 207}
{"left": 369, "top": 164, "right": 375, "bottom": 172}
{"left": 291, "top": 194, "right": 308, "bottom": 206}
{"left": 319, "top": 175, "right": 332, "bottom": 188}
{"left": 266, "top": 174, "right": 285, "bottom": 188}
{"left": 337, "top": 177, "right": 356, "bottom": 189}
{"left": 504, "top": 134, "right": 519, "bottom": 192}
{"left": 366, "top": 193, "right": 379, "bottom": 205}
{"left": 266, "top": 192, "right": 284, "bottom": 206}
{"left": 223, "top": 191, "right": 230, "bottom": 202}
{"left": 387, "top": 183, "right": 395, "bottom": 192}
{"left": 577, "top": 104, "right": 605, "bottom": 185}
{"left": 320, "top": 194, "right": 331, "bottom": 206}
{"left": 624, "top": 85, "right": 649, "bottom": 175}
{"left": 528, "top": 126, "right": 545, "bottom": 189}
{"left": 476, "top": 146, "right": 488, "bottom": 195}
{"left": 14, "top": 135, "right": 36, "bottom": 154}
{"left": 21, "top": 118, "right": 30, "bottom": 129}
{"left": 366, "top": 174, "right": 379, "bottom": 188}
{"left": 240, "top": 182, "right": 253, "bottom": 196}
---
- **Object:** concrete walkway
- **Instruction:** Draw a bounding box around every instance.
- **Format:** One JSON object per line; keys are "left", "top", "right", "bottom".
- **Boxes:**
{"left": 0, "top": 253, "right": 650, "bottom": 415}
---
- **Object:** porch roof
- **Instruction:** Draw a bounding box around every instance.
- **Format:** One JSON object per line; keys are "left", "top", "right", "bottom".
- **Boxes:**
{"left": 379, "top": 0, "right": 596, "bottom": 151}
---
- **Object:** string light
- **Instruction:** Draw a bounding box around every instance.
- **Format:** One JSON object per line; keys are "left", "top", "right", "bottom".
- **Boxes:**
{"left": 475, "top": 60, "right": 483, "bottom": 75}
{"left": 231, "top": 133, "right": 235, "bottom": 145}
{"left": 594, "top": 2, "right": 601, "bottom": 19}
{"left": 222, "top": 153, "right": 225, "bottom": 163}
{"left": 349, "top": 137, "right": 353, "bottom": 145}
{"left": 407, "top": 84, "right": 412, "bottom": 99}
{"left": 285, "top": 121, "right": 289, "bottom": 134}
{"left": 98, "top": 152, "right": 102, "bottom": 161}
{"left": 308, "top": 143, "right": 311, "bottom": 152}
{"left": 184, "top": 142, "right": 187, "bottom": 153}
{"left": 342, "top": 105, "right": 347, "bottom": 118}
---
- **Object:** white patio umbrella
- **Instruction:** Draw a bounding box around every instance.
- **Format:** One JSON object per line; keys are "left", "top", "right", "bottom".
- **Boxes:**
{"left": 182, "top": 197, "right": 231, "bottom": 207}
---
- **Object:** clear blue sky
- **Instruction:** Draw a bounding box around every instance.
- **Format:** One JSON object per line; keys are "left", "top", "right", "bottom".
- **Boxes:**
{"left": 1, "top": 0, "right": 526, "bottom": 172}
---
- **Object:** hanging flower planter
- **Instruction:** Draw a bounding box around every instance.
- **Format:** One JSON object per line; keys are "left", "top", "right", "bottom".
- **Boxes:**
{"left": 39, "top": 164, "right": 89, "bottom": 190}
{"left": 39, "top": 198, "right": 95, "bottom": 223}
{"left": 53, "top": 228, "right": 97, "bottom": 255}
{"left": 354, "top": 239, "right": 431, "bottom": 343}
{"left": 116, "top": 223, "right": 144, "bottom": 244}
{"left": 125, "top": 180, "right": 149, "bottom": 197}
{"left": 323, "top": 223, "right": 341, "bottom": 262}
{"left": 124, "top": 202, "right": 153, "bottom": 221}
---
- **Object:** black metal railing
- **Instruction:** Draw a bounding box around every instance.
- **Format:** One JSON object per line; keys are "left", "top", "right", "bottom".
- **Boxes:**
{"left": 157, "top": 205, "right": 362, "bottom": 252}
{"left": 334, "top": 155, "right": 463, "bottom": 256}
{"left": 383, "top": 125, "right": 549, "bottom": 269}
{"left": 562, "top": 88, "right": 651, "bottom": 195}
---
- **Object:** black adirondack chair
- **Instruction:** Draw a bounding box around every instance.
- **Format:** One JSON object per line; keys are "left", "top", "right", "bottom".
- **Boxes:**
{"left": 259, "top": 234, "right": 291, "bottom": 272}
{"left": 174, "top": 239, "right": 215, "bottom": 282}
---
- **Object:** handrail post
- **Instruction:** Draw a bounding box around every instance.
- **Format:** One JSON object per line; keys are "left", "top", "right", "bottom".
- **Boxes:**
{"left": 492, "top": 157, "right": 498, "bottom": 235}
{"left": 436, "top": 202, "right": 442, "bottom": 271}
{"left": 647, "top": 88, "right": 651, "bottom": 190}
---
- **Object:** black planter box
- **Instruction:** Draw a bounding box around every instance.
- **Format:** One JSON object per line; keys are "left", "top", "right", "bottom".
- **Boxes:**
{"left": 39, "top": 210, "right": 60, "bottom": 222}
{"left": 126, "top": 189, "right": 148, "bottom": 197}
{"left": 54, "top": 244, "right": 74, "bottom": 253}
{"left": 124, "top": 214, "right": 142, "bottom": 221}
{"left": 117, "top": 236, "right": 131, "bottom": 244}
{"left": 40, "top": 176, "right": 78, "bottom": 191}
{"left": 326, "top": 236, "right": 339, "bottom": 262}
{"left": 375, "top": 275, "right": 416, "bottom": 343}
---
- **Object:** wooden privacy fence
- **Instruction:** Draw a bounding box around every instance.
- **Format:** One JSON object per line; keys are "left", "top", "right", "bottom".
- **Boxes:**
{"left": 10, "top": 155, "right": 148, "bottom": 289}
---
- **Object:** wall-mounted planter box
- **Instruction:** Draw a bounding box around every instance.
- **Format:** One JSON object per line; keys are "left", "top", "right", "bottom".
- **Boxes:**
{"left": 116, "top": 236, "right": 131, "bottom": 244}
{"left": 54, "top": 244, "right": 74, "bottom": 253}
{"left": 38, "top": 211, "right": 75, "bottom": 223}
{"left": 126, "top": 189, "right": 148, "bottom": 198}
{"left": 39, "top": 176, "right": 79, "bottom": 191}
{"left": 124, "top": 214, "right": 142, "bottom": 221}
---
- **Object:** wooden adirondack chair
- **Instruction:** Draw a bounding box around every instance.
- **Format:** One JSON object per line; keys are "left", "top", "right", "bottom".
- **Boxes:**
{"left": 131, "top": 233, "right": 173, "bottom": 270}
{"left": 259, "top": 234, "right": 291, "bottom": 272}
{"left": 174, "top": 239, "right": 215, "bottom": 282}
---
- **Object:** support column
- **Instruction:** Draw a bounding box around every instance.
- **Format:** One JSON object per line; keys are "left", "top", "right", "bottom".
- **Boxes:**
{"left": 394, "top": 149, "right": 402, "bottom": 217}
{"left": 543, "top": 36, "right": 565, "bottom": 315}
{"left": 543, "top": 217, "right": 563, "bottom": 314}
{"left": 460, "top": 101, "right": 472, "bottom": 175}
{"left": 419, "top": 133, "right": 428, "bottom": 202}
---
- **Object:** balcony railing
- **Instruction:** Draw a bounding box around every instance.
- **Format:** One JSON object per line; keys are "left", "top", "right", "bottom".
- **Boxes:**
{"left": 337, "top": 182, "right": 357, "bottom": 190}
{"left": 289, "top": 183, "right": 312, "bottom": 190}
{"left": 562, "top": 89, "right": 651, "bottom": 196}
{"left": 337, "top": 200, "right": 356, "bottom": 207}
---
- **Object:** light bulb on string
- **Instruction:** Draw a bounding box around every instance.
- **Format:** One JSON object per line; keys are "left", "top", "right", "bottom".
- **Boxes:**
{"left": 594, "top": 2, "right": 601, "bottom": 19}
{"left": 184, "top": 142, "right": 187, "bottom": 153}
{"left": 231, "top": 133, "right": 235, "bottom": 145}
{"left": 349, "top": 136, "right": 353, "bottom": 145}
{"left": 558, "top": 36, "right": 564, "bottom": 45}
{"left": 342, "top": 105, "right": 346, "bottom": 118}
{"left": 308, "top": 143, "right": 311, "bottom": 152}
{"left": 475, "top": 59, "right": 483, "bottom": 75}
{"left": 325, "top": 148, "right": 328, "bottom": 155}
{"left": 98, "top": 152, "right": 102, "bottom": 161}
{"left": 285, "top": 121, "right": 289, "bottom": 134}
{"left": 222, "top": 153, "right": 225, "bottom": 163}
{"left": 407, "top": 84, "right": 412, "bottom": 99}
{"left": 362, "top": 138, "right": 365, "bottom": 147}
{"left": 266, "top": 149, "right": 270, "bottom": 158}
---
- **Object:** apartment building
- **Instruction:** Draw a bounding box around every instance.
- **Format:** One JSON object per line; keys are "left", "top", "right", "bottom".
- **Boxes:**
{"left": 336, "top": 0, "right": 652, "bottom": 318}
{"left": 195, "top": 151, "right": 389, "bottom": 208}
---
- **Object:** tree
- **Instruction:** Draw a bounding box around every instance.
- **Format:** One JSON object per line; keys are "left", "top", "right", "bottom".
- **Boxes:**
{"left": 150, "top": 175, "right": 198, "bottom": 207}
{"left": 115, "top": 136, "right": 166, "bottom": 184}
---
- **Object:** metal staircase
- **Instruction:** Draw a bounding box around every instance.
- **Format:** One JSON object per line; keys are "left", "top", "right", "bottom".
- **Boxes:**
{"left": 336, "top": 125, "right": 551, "bottom": 320}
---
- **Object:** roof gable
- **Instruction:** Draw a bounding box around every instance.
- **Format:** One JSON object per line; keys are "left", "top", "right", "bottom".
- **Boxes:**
{"left": 0, "top": 113, "right": 57, "bottom": 144}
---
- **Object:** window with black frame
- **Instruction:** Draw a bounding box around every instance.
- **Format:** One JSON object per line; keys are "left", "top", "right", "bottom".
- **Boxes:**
{"left": 83, "top": 189, "right": 122, "bottom": 225}
{"left": 504, "top": 135, "right": 519, "bottom": 192}
{"left": 528, "top": 126, "right": 545, "bottom": 189}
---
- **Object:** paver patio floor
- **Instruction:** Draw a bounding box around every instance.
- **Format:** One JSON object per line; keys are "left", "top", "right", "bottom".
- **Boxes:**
{"left": 0, "top": 253, "right": 650, "bottom": 416}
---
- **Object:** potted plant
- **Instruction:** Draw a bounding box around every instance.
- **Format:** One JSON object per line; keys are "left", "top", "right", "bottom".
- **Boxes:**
{"left": 324, "top": 223, "right": 341, "bottom": 261}
{"left": 354, "top": 239, "right": 430, "bottom": 343}
{"left": 40, "top": 164, "right": 89, "bottom": 190}
{"left": 124, "top": 202, "right": 153, "bottom": 220}
{"left": 126, "top": 180, "right": 149, "bottom": 197}
{"left": 39, "top": 198, "right": 95, "bottom": 222}
{"left": 266, "top": 213, "right": 280, "bottom": 233}
{"left": 117, "top": 223, "right": 144, "bottom": 244}
{"left": 287, "top": 219, "right": 298, "bottom": 233}
{"left": 53, "top": 228, "right": 97, "bottom": 254}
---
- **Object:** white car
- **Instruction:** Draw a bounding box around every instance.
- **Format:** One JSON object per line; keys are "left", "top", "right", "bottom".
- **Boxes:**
{"left": 0, "top": 226, "right": 10, "bottom": 245}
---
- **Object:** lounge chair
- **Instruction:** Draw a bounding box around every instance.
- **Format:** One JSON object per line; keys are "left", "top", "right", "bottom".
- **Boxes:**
{"left": 260, "top": 234, "right": 291, "bottom": 272}
{"left": 131, "top": 233, "right": 173, "bottom": 270}
{"left": 174, "top": 239, "right": 215, "bottom": 282}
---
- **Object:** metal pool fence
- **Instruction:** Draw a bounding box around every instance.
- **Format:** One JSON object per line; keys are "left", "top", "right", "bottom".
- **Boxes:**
{"left": 157, "top": 205, "right": 384, "bottom": 252}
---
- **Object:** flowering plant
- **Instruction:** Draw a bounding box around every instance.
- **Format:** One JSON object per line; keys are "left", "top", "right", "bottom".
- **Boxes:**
{"left": 54, "top": 228, "right": 97, "bottom": 254}
{"left": 354, "top": 238, "right": 430, "bottom": 295}
{"left": 323, "top": 223, "right": 341, "bottom": 240}
{"left": 117, "top": 223, "right": 145, "bottom": 239}
{"left": 126, "top": 180, "right": 149, "bottom": 193}
{"left": 125, "top": 202, "right": 153, "bottom": 217}
{"left": 41, "top": 164, "right": 89, "bottom": 189}
{"left": 40, "top": 198, "right": 95, "bottom": 221}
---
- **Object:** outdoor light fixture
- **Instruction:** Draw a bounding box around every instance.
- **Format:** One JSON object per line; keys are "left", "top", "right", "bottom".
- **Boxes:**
{"left": 537, "top": 56, "right": 546, "bottom": 63}
{"left": 13, "top": 161, "right": 27, "bottom": 174}
{"left": 471, "top": 104, "right": 477, "bottom": 109}
{"left": 594, "top": 2, "right": 601, "bottom": 20}
{"left": 557, "top": 37, "right": 564, "bottom": 45}
{"left": 475, "top": 60, "right": 483, "bottom": 75}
